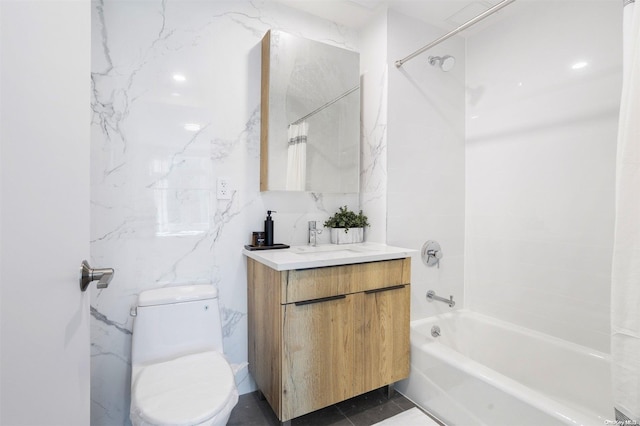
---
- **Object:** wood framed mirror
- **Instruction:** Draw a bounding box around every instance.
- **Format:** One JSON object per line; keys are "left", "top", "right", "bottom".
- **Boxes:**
{"left": 261, "top": 30, "right": 360, "bottom": 193}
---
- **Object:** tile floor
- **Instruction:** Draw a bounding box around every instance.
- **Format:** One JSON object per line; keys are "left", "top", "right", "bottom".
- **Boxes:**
{"left": 228, "top": 387, "right": 420, "bottom": 426}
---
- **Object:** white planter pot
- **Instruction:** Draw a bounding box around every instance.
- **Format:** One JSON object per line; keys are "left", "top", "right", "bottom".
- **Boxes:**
{"left": 329, "top": 227, "right": 364, "bottom": 244}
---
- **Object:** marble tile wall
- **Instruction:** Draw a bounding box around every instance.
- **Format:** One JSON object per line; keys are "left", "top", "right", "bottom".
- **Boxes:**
{"left": 359, "top": 10, "right": 388, "bottom": 244}
{"left": 89, "top": 1, "right": 373, "bottom": 424}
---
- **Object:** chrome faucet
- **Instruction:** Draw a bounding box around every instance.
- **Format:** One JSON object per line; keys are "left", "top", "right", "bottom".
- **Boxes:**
{"left": 426, "top": 290, "right": 455, "bottom": 308}
{"left": 308, "top": 221, "right": 323, "bottom": 246}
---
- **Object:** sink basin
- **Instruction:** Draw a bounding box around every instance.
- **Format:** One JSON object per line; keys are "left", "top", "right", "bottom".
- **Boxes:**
{"left": 243, "top": 242, "right": 416, "bottom": 271}
{"left": 290, "top": 245, "right": 358, "bottom": 259}
{"left": 290, "top": 245, "right": 356, "bottom": 254}
{"left": 293, "top": 250, "right": 355, "bottom": 259}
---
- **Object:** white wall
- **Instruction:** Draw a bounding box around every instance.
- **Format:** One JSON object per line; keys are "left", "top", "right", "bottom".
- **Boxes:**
{"left": 387, "top": 9, "right": 466, "bottom": 320}
{"left": 1, "top": 1, "right": 91, "bottom": 424}
{"left": 90, "top": 2, "right": 360, "bottom": 424}
{"left": 465, "top": 1, "right": 621, "bottom": 352}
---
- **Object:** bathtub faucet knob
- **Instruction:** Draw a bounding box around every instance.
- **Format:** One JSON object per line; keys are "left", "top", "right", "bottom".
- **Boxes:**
{"left": 427, "top": 249, "right": 442, "bottom": 259}
{"left": 427, "top": 249, "right": 442, "bottom": 268}
{"left": 422, "top": 241, "right": 443, "bottom": 268}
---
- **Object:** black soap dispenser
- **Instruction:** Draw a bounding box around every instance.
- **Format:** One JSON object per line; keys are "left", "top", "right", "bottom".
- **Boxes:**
{"left": 264, "top": 210, "right": 276, "bottom": 246}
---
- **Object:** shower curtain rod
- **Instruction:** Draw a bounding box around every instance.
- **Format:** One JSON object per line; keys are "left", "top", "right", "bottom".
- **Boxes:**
{"left": 290, "top": 85, "right": 359, "bottom": 126}
{"left": 395, "top": 0, "right": 517, "bottom": 68}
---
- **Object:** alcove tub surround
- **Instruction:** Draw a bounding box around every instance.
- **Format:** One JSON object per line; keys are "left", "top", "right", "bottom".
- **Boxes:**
{"left": 392, "top": 1, "right": 620, "bottom": 424}
{"left": 398, "top": 311, "right": 611, "bottom": 425}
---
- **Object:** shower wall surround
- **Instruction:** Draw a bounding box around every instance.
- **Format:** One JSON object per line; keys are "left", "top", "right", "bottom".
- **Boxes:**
{"left": 465, "top": 1, "right": 621, "bottom": 353}
{"left": 386, "top": 10, "right": 467, "bottom": 320}
{"left": 89, "top": 1, "right": 379, "bottom": 424}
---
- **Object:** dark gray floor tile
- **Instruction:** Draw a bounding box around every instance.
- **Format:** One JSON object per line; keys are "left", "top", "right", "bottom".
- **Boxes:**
{"left": 229, "top": 387, "right": 418, "bottom": 426}
{"left": 228, "top": 392, "right": 280, "bottom": 426}
{"left": 389, "top": 393, "right": 416, "bottom": 412}
{"left": 335, "top": 388, "right": 393, "bottom": 417}
{"left": 292, "top": 404, "right": 350, "bottom": 426}
{"left": 335, "top": 388, "right": 413, "bottom": 426}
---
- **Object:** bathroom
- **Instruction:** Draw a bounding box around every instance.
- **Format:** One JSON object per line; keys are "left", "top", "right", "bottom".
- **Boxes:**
{"left": 1, "top": 0, "right": 636, "bottom": 425}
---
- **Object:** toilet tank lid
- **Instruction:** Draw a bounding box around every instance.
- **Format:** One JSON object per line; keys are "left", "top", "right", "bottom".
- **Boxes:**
{"left": 137, "top": 285, "right": 218, "bottom": 307}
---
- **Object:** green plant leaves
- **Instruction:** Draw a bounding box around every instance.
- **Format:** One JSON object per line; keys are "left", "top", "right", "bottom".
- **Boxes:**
{"left": 323, "top": 205, "right": 369, "bottom": 232}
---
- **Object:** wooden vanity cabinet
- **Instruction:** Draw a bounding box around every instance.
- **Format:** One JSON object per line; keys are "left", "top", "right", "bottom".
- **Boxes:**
{"left": 362, "top": 283, "right": 411, "bottom": 391}
{"left": 247, "top": 258, "right": 411, "bottom": 423}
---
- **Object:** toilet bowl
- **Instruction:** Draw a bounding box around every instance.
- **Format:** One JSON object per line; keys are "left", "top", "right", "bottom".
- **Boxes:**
{"left": 130, "top": 285, "right": 238, "bottom": 426}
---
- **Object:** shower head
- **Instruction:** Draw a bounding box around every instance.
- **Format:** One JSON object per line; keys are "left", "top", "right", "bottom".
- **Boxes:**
{"left": 428, "top": 55, "right": 456, "bottom": 72}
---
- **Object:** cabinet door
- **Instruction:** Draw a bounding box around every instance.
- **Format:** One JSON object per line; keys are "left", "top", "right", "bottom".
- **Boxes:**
{"left": 362, "top": 285, "right": 410, "bottom": 391}
{"left": 281, "top": 295, "right": 357, "bottom": 421}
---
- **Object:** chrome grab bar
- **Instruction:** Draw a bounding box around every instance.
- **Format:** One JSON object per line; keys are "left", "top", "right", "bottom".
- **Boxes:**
{"left": 426, "top": 290, "right": 455, "bottom": 308}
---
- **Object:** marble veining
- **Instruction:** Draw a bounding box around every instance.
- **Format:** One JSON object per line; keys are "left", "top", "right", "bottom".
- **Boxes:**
{"left": 90, "top": 1, "right": 371, "bottom": 425}
{"left": 90, "top": 306, "right": 132, "bottom": 336}
{"left": 221, "top": 306, "right": 246, "bottom": 338}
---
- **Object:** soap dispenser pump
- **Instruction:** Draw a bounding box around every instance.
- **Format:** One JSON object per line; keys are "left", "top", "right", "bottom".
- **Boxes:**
{"left": 264, "top": 210, "right": 276, "bottom": 246}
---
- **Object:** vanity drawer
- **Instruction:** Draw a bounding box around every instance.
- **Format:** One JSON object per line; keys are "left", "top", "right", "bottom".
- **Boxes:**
{"left": 283, "top": 258, "right": 410, "bottom": 304}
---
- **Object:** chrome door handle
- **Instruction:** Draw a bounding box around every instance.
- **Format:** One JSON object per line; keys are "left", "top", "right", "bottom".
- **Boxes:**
{"left": 80, "top": 260, "right": 114, "bottom": 292}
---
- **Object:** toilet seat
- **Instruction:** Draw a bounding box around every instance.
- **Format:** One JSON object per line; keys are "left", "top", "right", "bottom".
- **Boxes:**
{"left": 131, "top": 351, "right": 236, "bottom": 426}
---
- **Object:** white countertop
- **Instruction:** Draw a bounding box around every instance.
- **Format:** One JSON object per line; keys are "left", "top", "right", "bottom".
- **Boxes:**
{"left": 242, "top": 242, "right": 416, "bottom": 271}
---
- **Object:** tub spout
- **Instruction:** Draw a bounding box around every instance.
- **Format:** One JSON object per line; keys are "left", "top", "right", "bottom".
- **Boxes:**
{"left": 426, "top": 290, "right": 455, "bottom": 308}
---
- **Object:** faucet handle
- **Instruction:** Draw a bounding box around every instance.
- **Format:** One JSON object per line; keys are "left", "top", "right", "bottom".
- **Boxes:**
{"left": 422, "top": 240, "right": 443, "bottom": 268}
{"left": 308, "top": 221, "right": 323, "bottom": 246}
{"left": 426, "top": 249, "right": 442, "bottom": 259}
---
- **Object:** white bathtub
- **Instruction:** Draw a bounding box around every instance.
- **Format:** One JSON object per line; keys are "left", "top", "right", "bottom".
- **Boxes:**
{"left": 396, "top": 310, "right": 613, "bottom": 426}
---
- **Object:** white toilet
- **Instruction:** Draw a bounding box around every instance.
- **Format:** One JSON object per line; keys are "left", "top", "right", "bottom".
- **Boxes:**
{"left": 130, "top": 285, "right": 238, "bottom": 426}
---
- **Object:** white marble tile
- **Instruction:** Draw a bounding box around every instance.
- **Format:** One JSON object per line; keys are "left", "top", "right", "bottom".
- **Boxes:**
{"left": 90, "top": 1, "right": 361, "bottom": 424}
{"left": 360, "top": 11, "right": 389, "bottom": 244}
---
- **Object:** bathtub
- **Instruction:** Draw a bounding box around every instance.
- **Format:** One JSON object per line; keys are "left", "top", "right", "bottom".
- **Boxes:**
{"left": 396, "top": 310, "right": 613, "bottom": 426}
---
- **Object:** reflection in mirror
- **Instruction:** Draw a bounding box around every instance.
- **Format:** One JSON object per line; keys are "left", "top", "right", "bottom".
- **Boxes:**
{"left": 260, "top": 30, "right": 360, "bottom": 193}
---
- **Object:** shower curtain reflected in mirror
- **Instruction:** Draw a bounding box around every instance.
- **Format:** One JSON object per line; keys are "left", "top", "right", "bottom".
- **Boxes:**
{"left": 286, "top": 121, "right": 308, "bottom": 191}
{"left": 611, "top": 0, "right": 640, "bottom": 422}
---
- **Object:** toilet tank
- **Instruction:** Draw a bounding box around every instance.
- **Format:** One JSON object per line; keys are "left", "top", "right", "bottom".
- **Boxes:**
{"left": 131, "top": 285, "right": 224, "bottom": 366}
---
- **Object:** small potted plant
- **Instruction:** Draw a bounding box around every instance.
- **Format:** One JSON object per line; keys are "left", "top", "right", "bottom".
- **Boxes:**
{"left": 324, "top": 206, "right": 369, "bottom": 244}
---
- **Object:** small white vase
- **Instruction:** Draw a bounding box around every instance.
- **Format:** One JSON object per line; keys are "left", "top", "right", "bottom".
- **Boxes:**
{"left": 329, "top": 227, "right": 364, "bottom": 244}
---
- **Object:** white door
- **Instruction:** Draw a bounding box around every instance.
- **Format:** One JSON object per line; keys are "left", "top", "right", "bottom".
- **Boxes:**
{"left": 1, "top": 1, "right": 92, "bottom": 424}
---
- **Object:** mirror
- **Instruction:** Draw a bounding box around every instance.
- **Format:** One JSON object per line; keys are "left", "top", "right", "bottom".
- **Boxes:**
{"left": 260, "top": 30, "right": 360, "bottom": 193}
